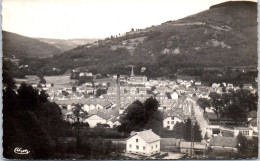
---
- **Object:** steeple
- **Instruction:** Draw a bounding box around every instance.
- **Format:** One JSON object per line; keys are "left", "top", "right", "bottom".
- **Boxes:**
{"left": 130, "top": 66, "right": 134, "bottom": 77}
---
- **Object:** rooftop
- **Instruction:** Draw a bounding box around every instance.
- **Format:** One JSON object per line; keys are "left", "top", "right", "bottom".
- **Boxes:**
{"left": 209, "top": 136, "right": 237, "bottom": 148}
{"left": 128, "top": 129, "right": 160, "bottom": 143}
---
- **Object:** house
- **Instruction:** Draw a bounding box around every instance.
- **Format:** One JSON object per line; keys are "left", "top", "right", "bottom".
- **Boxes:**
{"left": 180, "top": 142, "right": 207, "bottom": 155}
{"left": 212, "top": 83, "right": 220, "bottom": 89}
{"left": 171, "top": 92, "right": 178, "bottom": 100}
{"left": 127, "top": 75, "right": 147, "bottom": 86}
{"left": 243, "top": 84, "right": 253, "bottom": 90}
{"left": 234, "top": 127, "right": 253, "bottom": 138}
{"left": 195, "top": 81, "right": 201, "bottom": 86}
{"left": 138, "top": 87, "right": 147, "bottom": 95}
{"left": 107, "top": 116, "right": 121, "bottom": 128}
{"left": 209, "top": 136, "right": 237, "bottom": 152}
{"left": 163, "top": 112, "right": 184, "bottom": 130}
{"left": 226, "top": 83, "right": 234, "bottom": 90}
{"left": 83, "top": 114, "right": 107, "bottom": 128}
{"left": 126, "top": 129, "right": 160, "bottom": 156}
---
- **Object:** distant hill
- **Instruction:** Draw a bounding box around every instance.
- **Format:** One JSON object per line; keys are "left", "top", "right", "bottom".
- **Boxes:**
{"left": 2, "top": 31, "right": 62, "bottom": 58}
{"left": 37, "top": 38, "right": 99, "bottom": 52}
{"left": 18, "top": 1, "right": 258, "bottom": 81}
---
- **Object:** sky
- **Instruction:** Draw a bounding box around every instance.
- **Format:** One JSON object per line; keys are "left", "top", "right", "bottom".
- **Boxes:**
{"left": 2, "top": 0, "right": 258, "bottom": 39}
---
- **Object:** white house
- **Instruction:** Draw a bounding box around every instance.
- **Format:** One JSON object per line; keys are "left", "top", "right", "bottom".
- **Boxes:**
{"left": 171, "top": 92, "right": 178, "bottom": 100}
{"left": 126, "top": 129, "right": 161, "bottom": 156}
{"left": 83, "top": 114, "right": 107, "bottom": 128}
{"left": 234, "top": 127, "right": 253, "bottom": 137}
{"left": 163, "top": 114, "right": 183, "bottom": 130}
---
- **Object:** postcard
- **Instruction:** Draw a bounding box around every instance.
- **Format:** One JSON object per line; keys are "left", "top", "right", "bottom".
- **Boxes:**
{"left": 2, "top": 0, "right": 258, "bottom": 159}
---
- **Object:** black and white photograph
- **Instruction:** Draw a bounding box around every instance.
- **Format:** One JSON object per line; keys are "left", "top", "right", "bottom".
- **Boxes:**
{"left": 2, "top": 0, "right": 258, "bottom": 159}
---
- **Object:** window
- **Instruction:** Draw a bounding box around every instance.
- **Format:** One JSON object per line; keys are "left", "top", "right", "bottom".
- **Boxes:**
{"left": 143, "top": 146, "right": 146, "bottom": 150}
{"left": 129, "top": 144, "right": 132, "bottom": 149}
{"left": 242, "top": 130, "right": 249, "bottom": 136}
{"left": 171, "top": 116, "right": 175, "bottom": 120}
{"left": 136, "top": 139, "right": 138, "bottom": 142}
{"left": 171, "top": 121, "right": 175, "bottom": 124}
{"left": 167, "top": 121, "right": 170, "bottom": 124}
{"left": 156, "top": 145, "right": 157, "bottom": 148}
{"left": 136, "top": 145, "right": 139, "bottom": 149}
{"left": 151, "top": 146, "right": 153, "bottom": 150}
{"left": 167, "top": 126, "right": 170, "bottom": 129}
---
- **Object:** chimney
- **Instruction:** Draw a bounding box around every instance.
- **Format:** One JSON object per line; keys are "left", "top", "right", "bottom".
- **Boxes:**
{"left": 116, "top": 74, "right": 121, "bottom": 108}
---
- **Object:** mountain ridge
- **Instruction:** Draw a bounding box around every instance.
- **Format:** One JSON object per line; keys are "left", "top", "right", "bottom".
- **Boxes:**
{"left": 3, "top": 31, "right": 63, "bottom": 58}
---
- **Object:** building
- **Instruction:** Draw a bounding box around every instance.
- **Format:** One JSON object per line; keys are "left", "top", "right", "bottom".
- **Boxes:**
{"left": 160, "top": 138, "right": 183, "bottom": 152}
{"left": 163, "top": 113, "right": 184, "bottom": 130}
{"left": 234, "top": 127, "right": 253, "bottom": 137}
{"left": 180, "top": 142, "right": 207, "bottom": 155}
{"left": 209, "top": 136, "right": 237, "bottom": 152}
{"left": 127, "top": 76, "right": 147, "bottom": 86}
{"left": 171, "top": 92, "right": 178, "bottom": 100}
{"left": 195, "top": 81, "right": 202, "bottom": 86}
{"left": 126, "top": 129, "right": 160, "bottom": 156}
{"left": 83, "top": 114, "right": 107, "bottom": 128}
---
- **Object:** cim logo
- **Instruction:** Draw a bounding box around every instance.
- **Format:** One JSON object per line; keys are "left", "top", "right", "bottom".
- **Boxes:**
{"left": 14, "top": 147, "right": 30, "bottom": 155}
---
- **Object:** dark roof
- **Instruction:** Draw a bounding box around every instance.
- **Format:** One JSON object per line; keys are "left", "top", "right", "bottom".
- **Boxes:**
{"left": 209, "top": 136, "right": 237, "bottom": 148}
{"left": 248, "top": 118, "right": 257, "bottom": 127}
{"left": 248, "top": 110, "right": 257, "bottom": 118}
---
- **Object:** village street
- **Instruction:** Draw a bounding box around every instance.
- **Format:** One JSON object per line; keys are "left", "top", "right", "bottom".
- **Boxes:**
{"left": 191, "top": 100, "right": 209, "bottom": 137}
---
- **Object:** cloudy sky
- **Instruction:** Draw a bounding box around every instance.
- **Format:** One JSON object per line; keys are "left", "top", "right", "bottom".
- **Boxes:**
{"left": 2, "top": 0, "right": 257, "bottom": 39}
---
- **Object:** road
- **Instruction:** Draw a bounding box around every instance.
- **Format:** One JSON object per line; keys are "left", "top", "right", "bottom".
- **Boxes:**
{"left": 191, "top": 99, "right": 209, "bottom": 138}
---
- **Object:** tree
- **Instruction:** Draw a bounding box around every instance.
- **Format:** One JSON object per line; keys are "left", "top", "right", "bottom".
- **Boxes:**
{"left": 39, "top": 78, "right": 46, "bottom": 84}
{"left": 237, "top": 133, "right": 248, "bottom": 153}
{"left": 209, "top": 92, "right": 223, "bottom": 124}
{"left": 197, "top": 98, "right": 210, "bottom": 113}
{"left": 173, "top": 122, "right": 185, "bottom": 138}
{"left": 232, "top": 89, "right": 257, "bottom": 111}
{"left": 184, "top": 118, "right": 192, "bottom": 141}
{"left": 236, "top": 133, "right": 258, "bottom": 158}
{"left": 71, "top": 104, "right": 88, "bottom": 148}
{"left": 165, "top": 92, "right": 172, "bottom": 99}
{"left": 193, "top": 121, "right": 202, "bottom": 142}
{"left": 226, "top": 104, "right": 247, "bottom": 126}
{"left": 118, "top": 98, "right": 163, "bottom": 135}
{"left": 118, "top": 100, "right": 146, "bottom": 133}
{"left": 144, "top": 97, "right": 159, "bottom": 121}
{"left": 72, "top": 86, "right": 77, "bottom": 92}
{"left": 95, "top": 88, "right": 107, "bottom": 97}
{"left": 183, "top": 118, "right": 202, "bottom": 142}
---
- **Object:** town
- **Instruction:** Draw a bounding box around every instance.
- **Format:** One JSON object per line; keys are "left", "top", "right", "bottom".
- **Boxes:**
{"left": 13, "top": 65, "right": 257, "bottom": 159}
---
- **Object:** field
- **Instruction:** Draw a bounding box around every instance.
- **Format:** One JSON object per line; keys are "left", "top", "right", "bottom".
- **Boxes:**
{"left": 15, "top": 74, "right": 77, "bottom": 92}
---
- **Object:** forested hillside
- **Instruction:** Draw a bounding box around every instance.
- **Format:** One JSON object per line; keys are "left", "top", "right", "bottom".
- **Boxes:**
{"left": 13, "top": 1, "right": 257, "bottom": 83}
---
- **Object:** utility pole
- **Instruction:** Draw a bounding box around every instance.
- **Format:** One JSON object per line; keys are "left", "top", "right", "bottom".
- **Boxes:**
{"left": 190, "top": 103, "right": 195, "bottom": 157}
